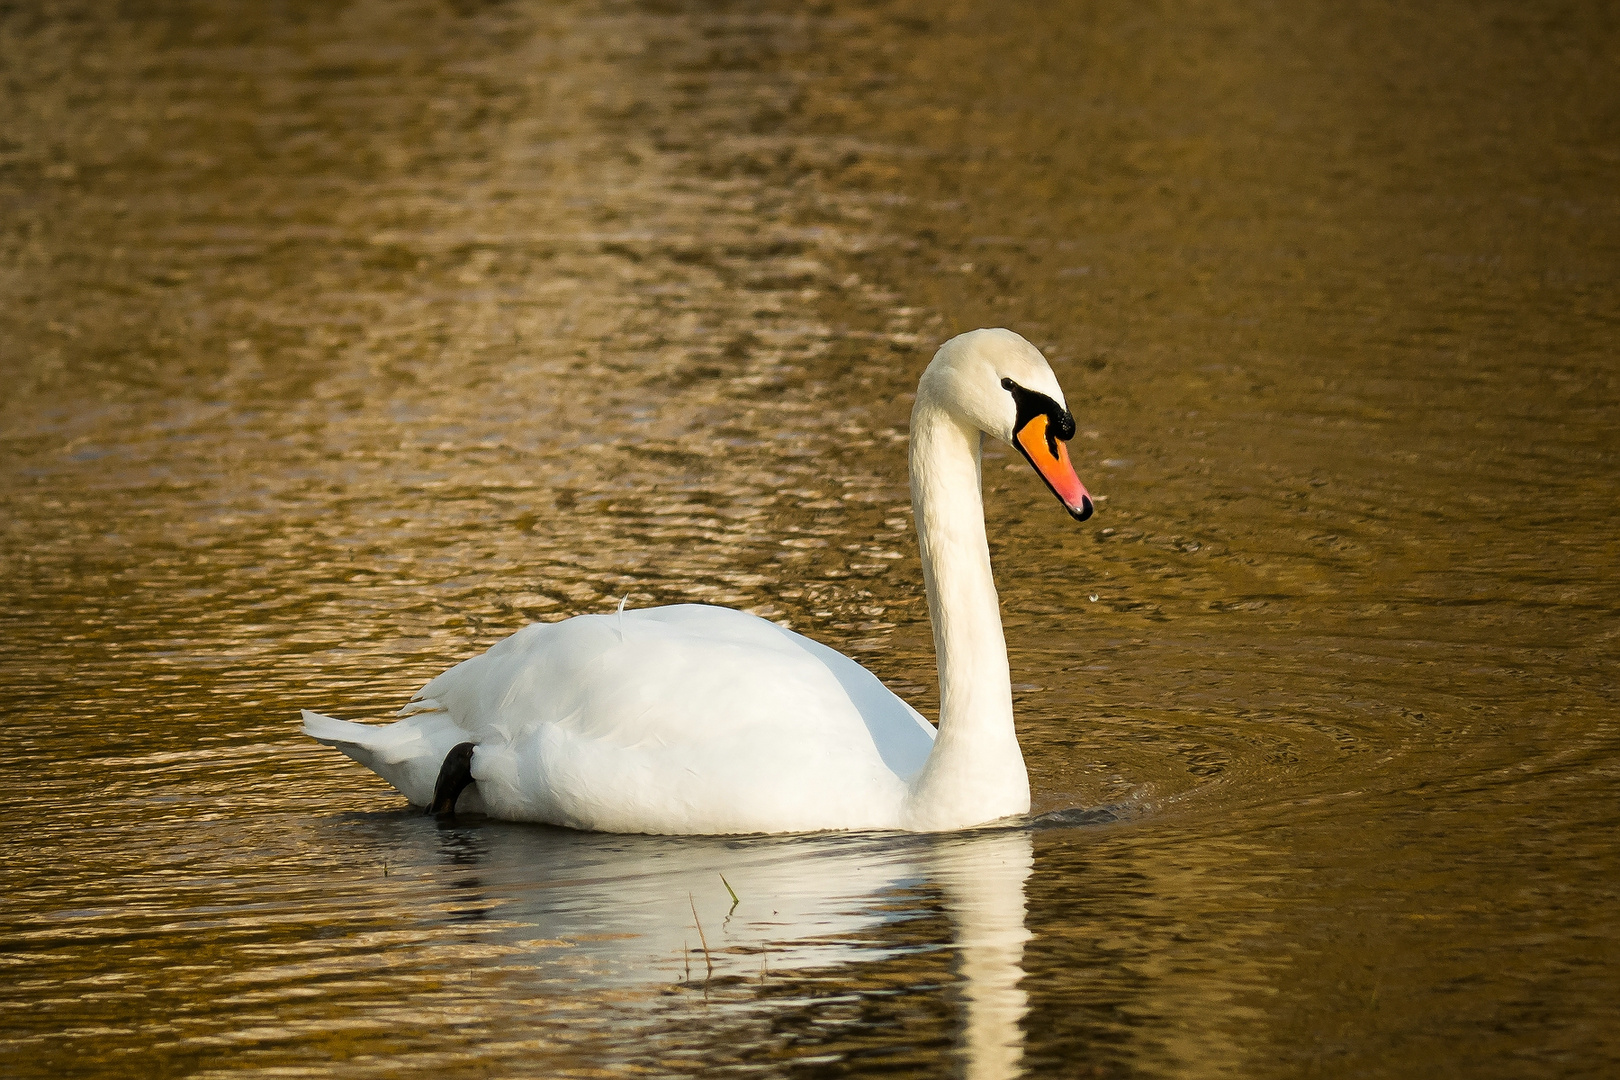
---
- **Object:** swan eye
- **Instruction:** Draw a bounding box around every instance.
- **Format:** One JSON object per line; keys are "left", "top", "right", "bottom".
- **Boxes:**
{"left": 1001, "top": 378, "right": 1075, "bottom": 445}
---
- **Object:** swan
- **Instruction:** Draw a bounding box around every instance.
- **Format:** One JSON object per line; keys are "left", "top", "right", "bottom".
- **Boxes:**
{"left": 301, "top": 327, "right": 1093, "bottom": 834}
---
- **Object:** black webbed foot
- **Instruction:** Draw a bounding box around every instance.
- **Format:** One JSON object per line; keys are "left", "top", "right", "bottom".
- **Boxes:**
{"left": 428, "top": 742, "right": 477, "bottom": 816}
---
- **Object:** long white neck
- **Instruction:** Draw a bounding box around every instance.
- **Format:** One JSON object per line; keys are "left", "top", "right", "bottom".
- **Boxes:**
{"left": 902, "top": 392, "right": 1030, "bottom": 830}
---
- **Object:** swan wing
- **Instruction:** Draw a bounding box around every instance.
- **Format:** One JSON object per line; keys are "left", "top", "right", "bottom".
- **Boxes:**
{"left": 411, "top": 604, "right": 934, "bottom": 833}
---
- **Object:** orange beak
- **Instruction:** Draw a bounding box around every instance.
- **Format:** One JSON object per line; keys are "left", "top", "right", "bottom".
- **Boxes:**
{"left": 1014, "top": 413, "right": 1094, "bottom": 521}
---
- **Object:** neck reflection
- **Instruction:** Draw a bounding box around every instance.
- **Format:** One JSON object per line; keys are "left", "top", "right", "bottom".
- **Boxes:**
{"left": 933, "top": 831, "right": 1033, "bottom": 1080}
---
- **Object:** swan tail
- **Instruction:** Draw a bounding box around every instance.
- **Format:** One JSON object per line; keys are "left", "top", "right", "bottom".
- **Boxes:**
{"left": 301, "top": 708, "right": 378, "bottom": 745}
{"left": 300, "top": 709, "right": 417, "bottom": 759}
{"left": 300, "top": 709, "right": 473, "bottom": 808}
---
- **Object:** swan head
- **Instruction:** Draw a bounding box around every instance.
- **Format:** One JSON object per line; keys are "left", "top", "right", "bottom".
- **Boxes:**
{"left": 920, "top": 328, "right": 1094, "bottom": 521}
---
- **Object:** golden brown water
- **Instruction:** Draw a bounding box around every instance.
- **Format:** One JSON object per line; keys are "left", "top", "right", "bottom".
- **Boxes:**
{"left": 3, "top": 1, "right": 1617, "bottom": 1076}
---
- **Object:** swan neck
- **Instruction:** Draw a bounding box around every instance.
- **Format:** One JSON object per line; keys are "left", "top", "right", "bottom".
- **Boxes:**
{"left": 904, "top": 396, "right": 1029, "bottom": 830}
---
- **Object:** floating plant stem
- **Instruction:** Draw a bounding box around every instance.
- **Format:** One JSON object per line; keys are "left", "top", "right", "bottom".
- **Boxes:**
{"left": 720, "top": 873, "right": 739, "bottom": 911}
{"left": 689, "top": 894, "right": 714, "bottom": 979}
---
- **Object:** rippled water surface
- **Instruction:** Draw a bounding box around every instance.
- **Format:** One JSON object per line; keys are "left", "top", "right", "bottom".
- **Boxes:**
{"left": 3, "top": 1, "right": 1617, "bottom": 1076}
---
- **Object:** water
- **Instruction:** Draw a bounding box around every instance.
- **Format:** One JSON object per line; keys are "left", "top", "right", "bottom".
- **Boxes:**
{"left": 2, "top": 0, "right": 1616, "bottom": 1076}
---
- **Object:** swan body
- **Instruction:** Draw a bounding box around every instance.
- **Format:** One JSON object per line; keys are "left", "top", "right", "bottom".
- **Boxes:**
{"left": 303, "top": 328, "right": 1092, "bottom": 834}
{"left": 305, "top": 605, "right": 935, "bottom": 833}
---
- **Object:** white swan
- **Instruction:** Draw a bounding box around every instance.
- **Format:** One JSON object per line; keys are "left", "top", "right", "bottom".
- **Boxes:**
{"left": 301, "top": 327, "right": 1093, "bottom": 834}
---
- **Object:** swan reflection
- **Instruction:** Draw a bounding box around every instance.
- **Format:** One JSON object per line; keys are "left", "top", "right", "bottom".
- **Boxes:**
{"left": 414, "top": 821, "right": 1033, "bottom": 1077}
{"left": 934, "top": 831, "right": 1034, "bottom": 1080}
